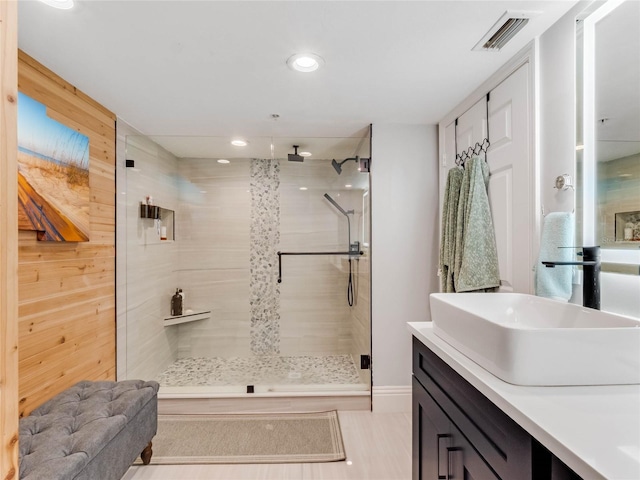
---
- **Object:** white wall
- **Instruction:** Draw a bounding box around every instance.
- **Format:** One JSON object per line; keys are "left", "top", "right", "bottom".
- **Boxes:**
{"left": 538, "top": 1, "right": 639, "bottom": 319}
{"left": 371, "top": 124, "right": 439, "bottom": 388}
{"left": 539, "top": 1, "right": 587, "bottom": 216}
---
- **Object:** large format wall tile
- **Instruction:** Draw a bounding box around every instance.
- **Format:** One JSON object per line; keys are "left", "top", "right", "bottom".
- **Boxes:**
{"left": 123, "top": 133, "right": 180, "bottom": 381}
{"left": 124, "top": 152, "right": 370, "bottom": 379}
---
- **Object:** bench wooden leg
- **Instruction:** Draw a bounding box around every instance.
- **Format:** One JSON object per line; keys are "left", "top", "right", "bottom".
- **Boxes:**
{"left": 141, "top": 441, "right": 153, "bottom": 465}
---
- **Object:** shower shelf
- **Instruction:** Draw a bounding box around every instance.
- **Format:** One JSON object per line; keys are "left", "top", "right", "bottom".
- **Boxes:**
{"left": 164, "top": 310, "right": 211, "bottom": 327}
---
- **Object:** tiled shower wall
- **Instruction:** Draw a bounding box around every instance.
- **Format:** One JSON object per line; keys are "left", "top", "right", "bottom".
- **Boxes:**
{"left": 175, "top": 157, "right": 367, "bottom": 360}
{"left": 121, "top": 132, "right": 180, "bottom": 381}
{"left": 175, "top": 159, "right": 251, "bottom": 358}
{"left": 278, "top": 160, "right": 362, "bottom": 357}
{"left": 249, "top": 159, "right": 281, "bottom": 355}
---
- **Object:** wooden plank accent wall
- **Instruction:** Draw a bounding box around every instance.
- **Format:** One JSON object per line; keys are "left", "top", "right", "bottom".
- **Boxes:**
{"left": 17, "top": 51, "right": 117, "bottom": 417}
{"left": 1, "top": 3, "right": 19, "bottom": 478}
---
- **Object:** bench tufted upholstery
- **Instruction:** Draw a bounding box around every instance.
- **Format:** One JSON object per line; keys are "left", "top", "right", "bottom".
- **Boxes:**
{"left": 19, "top": 380, "right": 159, "bottom": 480}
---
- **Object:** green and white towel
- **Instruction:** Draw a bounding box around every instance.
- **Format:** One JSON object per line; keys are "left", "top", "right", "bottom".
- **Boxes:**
{"left": 439, "top": 167, "right": 464, "bottom": 292}
{"left": 453, "top": 157, "right": 500, "bottom": 292}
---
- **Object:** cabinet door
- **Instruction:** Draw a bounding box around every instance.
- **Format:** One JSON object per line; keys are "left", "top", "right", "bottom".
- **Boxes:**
{"left": 414, "top": 375, "right": 503, "bottom": 480}
{"left": 413, "top": 377, "right": 452, "bottom": 480}
{"left": 449, "top": 424, "right": 502, "bottom": 480}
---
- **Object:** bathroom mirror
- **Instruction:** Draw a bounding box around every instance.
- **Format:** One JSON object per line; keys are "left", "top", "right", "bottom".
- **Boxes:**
{"left": 578, "top": 0, "right": 640, "bottom": 252}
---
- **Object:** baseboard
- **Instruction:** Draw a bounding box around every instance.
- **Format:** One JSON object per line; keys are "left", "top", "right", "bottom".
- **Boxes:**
{"left": 372, "top": 385, "right": 412, "bottom": 413}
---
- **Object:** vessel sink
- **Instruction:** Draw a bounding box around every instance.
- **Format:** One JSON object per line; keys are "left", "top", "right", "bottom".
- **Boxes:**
{"left": 430, "top": 293, "right": 640, "bottom": 386}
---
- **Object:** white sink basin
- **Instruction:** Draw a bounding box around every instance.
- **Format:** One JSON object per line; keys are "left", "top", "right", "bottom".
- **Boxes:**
{"left": 430, "top": 293, "right": 640, "bottom": 386}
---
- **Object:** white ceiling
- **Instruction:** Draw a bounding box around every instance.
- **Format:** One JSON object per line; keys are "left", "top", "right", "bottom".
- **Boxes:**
{"left": 18, "top": 0, "right": 578, "bottom": 158}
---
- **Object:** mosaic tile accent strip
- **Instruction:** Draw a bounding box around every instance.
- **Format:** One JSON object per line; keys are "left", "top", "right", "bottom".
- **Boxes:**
{"left": 156, "top": 355, "right": 362, "bottom": 387}
{"left": 249, "top": 159, "right": 281, "bottom": 355}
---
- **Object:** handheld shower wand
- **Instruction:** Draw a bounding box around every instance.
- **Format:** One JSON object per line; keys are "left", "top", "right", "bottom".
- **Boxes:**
{"left": 324, "top": 193, "right": 357, "bottom": 306}
{"left": 323, "top": 193, "right": 354, "bottom": 247}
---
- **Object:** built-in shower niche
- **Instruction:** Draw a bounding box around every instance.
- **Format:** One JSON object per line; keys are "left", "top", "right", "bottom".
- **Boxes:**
{"left": 138, "top": 203, "right": 174, "bottom": 244}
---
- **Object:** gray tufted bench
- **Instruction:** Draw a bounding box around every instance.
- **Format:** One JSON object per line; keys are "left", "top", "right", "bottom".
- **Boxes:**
{"left": 19, "top": 380, "right": 159, "bottom": 480}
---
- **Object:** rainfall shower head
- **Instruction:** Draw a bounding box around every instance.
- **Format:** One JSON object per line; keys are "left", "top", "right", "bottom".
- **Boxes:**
{"left": 288, "top": 145, "right": 304, "bottom": 162}
{"left": 331, "top": 156, "right": 362, "bottom": 175}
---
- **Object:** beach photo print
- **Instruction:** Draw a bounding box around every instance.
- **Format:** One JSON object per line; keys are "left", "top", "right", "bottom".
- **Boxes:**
{"left": 17, "top": 92, "right": 90, "bottom": 242}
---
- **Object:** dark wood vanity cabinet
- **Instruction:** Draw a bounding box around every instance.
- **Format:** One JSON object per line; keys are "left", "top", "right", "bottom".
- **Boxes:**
{"left": 412, "top": 337, "right": 582, "bottom": 480}
{"left": 414, "top": 377, "right": 501, "bottom": 479}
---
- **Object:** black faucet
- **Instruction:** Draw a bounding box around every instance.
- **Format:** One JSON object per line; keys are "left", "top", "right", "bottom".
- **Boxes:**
{"left": 542, "top": 246, "right": 601, "bottom": 310}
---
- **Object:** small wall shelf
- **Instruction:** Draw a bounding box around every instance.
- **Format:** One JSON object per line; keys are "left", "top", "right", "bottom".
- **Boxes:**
{"left": 164, "top": 310, "right": 211, "bottom": 327}
{"left": 138, "top": 203, "right": 175, "bottom": 243}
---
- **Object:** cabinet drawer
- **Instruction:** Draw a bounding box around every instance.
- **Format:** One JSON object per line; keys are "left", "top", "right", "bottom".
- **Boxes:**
{"left": 413, "top": 337, "right": 532, "bottom": 480}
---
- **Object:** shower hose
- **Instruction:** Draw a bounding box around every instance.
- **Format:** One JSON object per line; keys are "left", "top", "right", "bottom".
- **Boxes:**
{"left": 347, "top": 258, "right": 354, "bottom": 307}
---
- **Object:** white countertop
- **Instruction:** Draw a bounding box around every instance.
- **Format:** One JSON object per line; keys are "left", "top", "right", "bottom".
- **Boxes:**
{"left": 408, "top": 322, "right": 640, "bottom": 480}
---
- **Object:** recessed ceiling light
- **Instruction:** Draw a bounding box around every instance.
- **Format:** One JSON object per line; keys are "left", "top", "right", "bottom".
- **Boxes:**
{"left": 345, "top": 184, "right": 352, "bottom": 188}
{"left": 299, "top": 187, "right": 308, "bottom": 191}
{"left": 217, "top": 159, "right": 230, "bottom": 164}
{"left": 287, "top": 53, "right": 324, "bottom": 73}
{"left": 39, "top": 0, "right": 74, "bottom": 9}
{"left": 299, "top": 151, "right": 312, "bottom": 157}
{"left": 231, "top": 139, "right": 248, "bottom": 147}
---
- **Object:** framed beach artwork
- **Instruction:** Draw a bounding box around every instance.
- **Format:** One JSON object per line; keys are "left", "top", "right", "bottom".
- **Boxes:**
{"left": 17, "top": 92, "right": 90, "bottom": 242}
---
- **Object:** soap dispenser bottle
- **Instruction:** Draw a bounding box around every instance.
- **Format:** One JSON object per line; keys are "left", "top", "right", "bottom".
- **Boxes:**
{"left": 171, "top": 288, "right": 183, "bottom": 316}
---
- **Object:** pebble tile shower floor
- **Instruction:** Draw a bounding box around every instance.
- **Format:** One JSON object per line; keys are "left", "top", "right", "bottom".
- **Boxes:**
{"left": 156, "top": 355, "right": 362, "bottom": 387}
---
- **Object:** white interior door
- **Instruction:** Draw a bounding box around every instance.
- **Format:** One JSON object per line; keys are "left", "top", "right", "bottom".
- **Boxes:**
{"left": 486, "top": 63, "right": 531, "bottom": 293}
{"left": 456, "top": 98, "right": 488, "bottom": 152}
{"left": 440, "top": 62, "right": 532, "bottom": 294}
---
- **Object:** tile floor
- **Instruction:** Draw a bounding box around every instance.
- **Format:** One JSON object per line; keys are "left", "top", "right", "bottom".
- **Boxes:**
{"left": 156, "top": 355, "right": 362, "bottom": 387}
{"left": 124, "top": 411, "right": 412, "bottom": 480}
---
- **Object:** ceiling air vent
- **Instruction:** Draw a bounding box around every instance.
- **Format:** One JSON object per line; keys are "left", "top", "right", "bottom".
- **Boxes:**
{"left": 473, "top": 11, "right": 535, "bottom": 52}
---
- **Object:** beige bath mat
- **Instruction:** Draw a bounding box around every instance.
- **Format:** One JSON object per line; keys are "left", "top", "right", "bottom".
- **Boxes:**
{"left": 143, "top": 410, "right": 346, "bottom": 464}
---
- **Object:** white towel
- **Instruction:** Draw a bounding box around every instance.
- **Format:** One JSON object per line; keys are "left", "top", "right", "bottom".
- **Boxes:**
{"left": 535, "top": 212, "right": 575, "bottom": 301}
